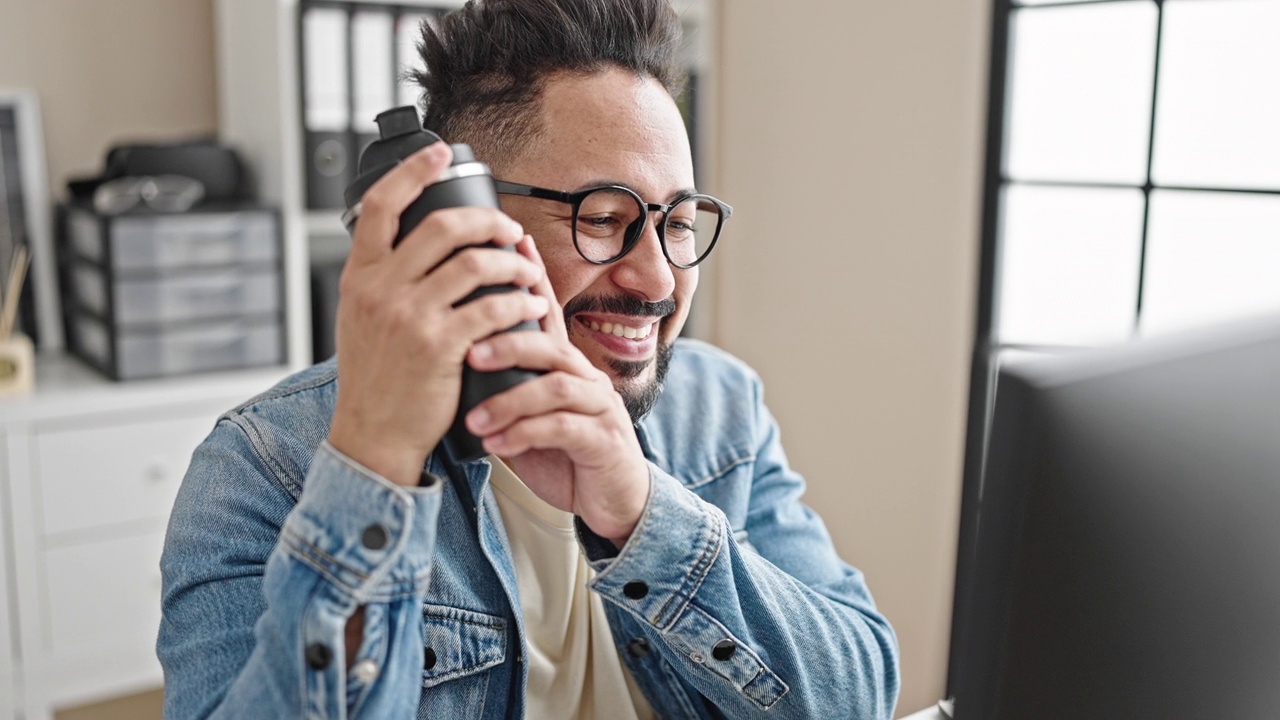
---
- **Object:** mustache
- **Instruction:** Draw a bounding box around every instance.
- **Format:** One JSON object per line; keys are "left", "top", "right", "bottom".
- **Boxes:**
{"left": 562, "top": 294, "right": 676, "bottom": 320}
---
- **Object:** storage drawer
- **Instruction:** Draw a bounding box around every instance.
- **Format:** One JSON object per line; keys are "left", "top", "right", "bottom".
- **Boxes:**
{"left": 69, "top": 312, "right": 284, "bottom": 381}
{"left": 71, "top": 264, "right": 282, "bottom": 326}
{"left": 67, "top": 206, "right": 279, "bottom": 271}
{"left": 35, "top": 413, "right": 216, "bottom": 536}
{"left": 42, "top": 532, "right": 165, "bottom": 663}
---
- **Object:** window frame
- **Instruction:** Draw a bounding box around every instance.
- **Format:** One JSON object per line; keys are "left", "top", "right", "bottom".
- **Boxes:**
{"left": 949, "top": 0, "right": 1280, "bottom": 697}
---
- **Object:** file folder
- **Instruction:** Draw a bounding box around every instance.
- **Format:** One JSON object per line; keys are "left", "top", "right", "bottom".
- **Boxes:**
{"left": 302, "top": 6, "right": 351, "bottom": 209}
{"left": 352, "top": 9, "right": 396, "bottom": 161}
{"left": 397, "top": 13, "right": 432, "bottom": 109}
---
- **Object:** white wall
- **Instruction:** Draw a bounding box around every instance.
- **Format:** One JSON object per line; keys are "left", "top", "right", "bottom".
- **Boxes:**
{"left": 713, "top": 2, "right": 990, "bottom": 713}
{"left": 0, "top": 0, "right": 217, "bottom": 200}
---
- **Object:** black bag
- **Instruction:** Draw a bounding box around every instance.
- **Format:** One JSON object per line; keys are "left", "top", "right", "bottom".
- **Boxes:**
{"left": 67, "top": 139, "right": 247, "bottom": 205}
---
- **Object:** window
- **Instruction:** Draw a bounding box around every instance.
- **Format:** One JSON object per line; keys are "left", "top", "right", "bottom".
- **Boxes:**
{"left": 951, "top": 0, "right": 1280, "bottom": 693}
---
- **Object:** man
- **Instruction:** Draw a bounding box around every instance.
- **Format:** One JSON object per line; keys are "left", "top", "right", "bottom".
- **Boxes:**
{"left": 158, "top": 0, "right": 899, "bottom": 717}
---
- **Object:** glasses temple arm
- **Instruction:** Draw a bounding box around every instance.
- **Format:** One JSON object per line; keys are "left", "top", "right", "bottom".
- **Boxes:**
{"left": 492, "top": 180, "right": 574, "bottom": 203}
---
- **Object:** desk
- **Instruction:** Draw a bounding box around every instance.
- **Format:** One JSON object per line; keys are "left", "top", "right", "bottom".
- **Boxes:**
{"left": 898, "top": 700, "right": 951, "bottom": 720}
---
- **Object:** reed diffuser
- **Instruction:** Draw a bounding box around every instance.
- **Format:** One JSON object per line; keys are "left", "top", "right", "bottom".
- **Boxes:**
{"left": 0, "top": 244, "right": 34, "bottom": 396}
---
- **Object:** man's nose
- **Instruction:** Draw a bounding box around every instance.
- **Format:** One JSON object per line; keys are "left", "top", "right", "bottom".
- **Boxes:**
{"left": 609, "top": 213, "right": 677, "bottom": 302}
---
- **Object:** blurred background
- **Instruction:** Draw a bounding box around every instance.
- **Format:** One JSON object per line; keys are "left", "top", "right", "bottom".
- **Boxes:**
{"left": 0, "top": 0, "right": 1276, "bottom": 718}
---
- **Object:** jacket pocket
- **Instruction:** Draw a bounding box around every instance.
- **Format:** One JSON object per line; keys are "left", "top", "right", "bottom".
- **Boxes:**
{"left": 420, "top": 603, "right": 507, "bottom": 688}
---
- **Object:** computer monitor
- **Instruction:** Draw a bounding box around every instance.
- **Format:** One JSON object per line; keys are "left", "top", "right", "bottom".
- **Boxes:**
{"left": 950, "top": 315, "right": 1280, "bottom": 720}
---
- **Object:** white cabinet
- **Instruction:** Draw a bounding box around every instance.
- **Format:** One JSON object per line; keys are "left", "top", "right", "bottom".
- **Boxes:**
{"left": 0, "top": 357, "right": 289, "bottom": 720}
{"left": 0, "top": 440, "right": 16, "bottom": 720}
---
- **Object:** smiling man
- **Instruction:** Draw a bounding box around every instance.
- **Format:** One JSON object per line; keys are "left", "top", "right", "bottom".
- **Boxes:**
{"left": 158, "top": 1, "right": 899, "bottom": 718}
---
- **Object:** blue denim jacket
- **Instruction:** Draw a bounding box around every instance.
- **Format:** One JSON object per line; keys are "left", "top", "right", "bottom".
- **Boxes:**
{"left": 158, "top": 339, "right": 899, "bottom": 719}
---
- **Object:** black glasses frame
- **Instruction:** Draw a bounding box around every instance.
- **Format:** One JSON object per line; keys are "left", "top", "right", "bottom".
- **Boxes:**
{"left": 494, "top": 179, "right": 733, "bottom": 269}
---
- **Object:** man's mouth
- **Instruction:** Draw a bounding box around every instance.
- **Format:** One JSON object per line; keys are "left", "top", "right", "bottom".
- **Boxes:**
{"left": 562, "top": 295, "right": 676, "bottom": 361}
{"left": 583, "top": 319, "right": 655, "bottom": 340}
{"left": 572, "top": 314, "right": 663, "bottom": 360}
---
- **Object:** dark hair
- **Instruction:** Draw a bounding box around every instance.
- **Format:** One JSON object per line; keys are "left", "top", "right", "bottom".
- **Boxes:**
{"left": 412, "top": 0, "right": 685, "bottom": 169}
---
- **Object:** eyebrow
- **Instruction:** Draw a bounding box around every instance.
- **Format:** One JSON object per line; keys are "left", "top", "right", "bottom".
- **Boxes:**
{"left": 575, "top": 179, "right": 699, "bottom": 204}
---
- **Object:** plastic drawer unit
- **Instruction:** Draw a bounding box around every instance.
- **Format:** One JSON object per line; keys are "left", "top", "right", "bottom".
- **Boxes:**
{"left": 57, "top": 204, "right": 286, "bottom": 380}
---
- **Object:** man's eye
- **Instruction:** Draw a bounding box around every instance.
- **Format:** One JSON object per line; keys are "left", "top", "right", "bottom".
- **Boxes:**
{"left": 580, "top": 215, "right": 622, "bottom": 231}
{"left": 666, "top": 219, "right": 696, "bottom": 237}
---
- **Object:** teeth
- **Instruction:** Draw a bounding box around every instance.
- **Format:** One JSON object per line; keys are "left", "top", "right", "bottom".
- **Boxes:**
{"left": 585, "top": 320, "right": 653, "bottom": 340}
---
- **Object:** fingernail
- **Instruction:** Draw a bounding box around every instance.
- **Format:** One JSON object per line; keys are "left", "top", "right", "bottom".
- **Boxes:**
{"left": 425, "top": 142, "right": 447, "bottom": 160}
{"left": 509, "top": 220, "right": 524, "bottom": 238}
{"left": 469, "top": 407, "right": 491, "bottom": 430}
{"left": 471, "top": 342, "right": 493, "bottom": 361}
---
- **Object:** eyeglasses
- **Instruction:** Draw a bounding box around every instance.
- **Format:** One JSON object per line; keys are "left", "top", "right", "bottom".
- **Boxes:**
{"left": 92, "top": 175, "right": 205, "bottom": 215}
{"left": 493, "top": 180, "right": 732, "bottom": 269}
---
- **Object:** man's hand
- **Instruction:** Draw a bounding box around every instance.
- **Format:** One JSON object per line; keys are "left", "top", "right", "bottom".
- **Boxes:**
{"left": 464, "top": 237, "right": 651, "bottom": 545}
{"left": 327, "top": 143, "right": 550, "bottom": 487}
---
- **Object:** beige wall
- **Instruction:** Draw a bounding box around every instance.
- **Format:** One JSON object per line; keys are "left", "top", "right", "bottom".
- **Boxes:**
{"left": 0, "top": 0, "right": 988, "bottom": 714}
{"left": 0, "top": 0, "right": 217, "bottom": 200}
{"left": 713, "top": 1, "right": 989, "bottom": 714}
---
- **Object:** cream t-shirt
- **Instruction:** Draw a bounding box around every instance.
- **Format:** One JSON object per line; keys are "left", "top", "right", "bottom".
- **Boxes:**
{"left": 488, "top": 456, "right": 655, "bottom": 720}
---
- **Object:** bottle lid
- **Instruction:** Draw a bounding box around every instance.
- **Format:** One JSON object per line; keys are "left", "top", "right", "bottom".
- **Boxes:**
{"left": 344, "top": 106, "right": 442, "bottom": 209}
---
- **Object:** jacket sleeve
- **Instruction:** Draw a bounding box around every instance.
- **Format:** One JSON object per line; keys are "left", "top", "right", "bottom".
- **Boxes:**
{"left": 578, "top": 379, "right": 901, "bottom": 719}
{"left": 158, "top": 418, "right": 442, "bottom": 720}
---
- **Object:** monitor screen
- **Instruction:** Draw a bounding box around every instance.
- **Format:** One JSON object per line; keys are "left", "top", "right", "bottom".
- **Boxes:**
{"left": 951, "top": 315, "right": 1280, "bottom": 720}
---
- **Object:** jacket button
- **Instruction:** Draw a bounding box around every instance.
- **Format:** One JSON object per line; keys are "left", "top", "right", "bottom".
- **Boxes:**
{"left": 423, "top": 646, "right": 438, "bottom": 670}
{"left": 623, "top": 581, "right": 649, "bottom": 599}
{"left": 305, "top": 642, "right": 332, "bottom": 670}
{"left": 712, "top": 638, "right": 737, "bottom": 661}
{"left": 361, "top": 524, "right": 388, "bottom": 550}
{"left": 627, "top": 638, "right": 651, "bottom": 658}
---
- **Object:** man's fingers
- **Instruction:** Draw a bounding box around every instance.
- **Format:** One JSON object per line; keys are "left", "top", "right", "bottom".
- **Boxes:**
{"left": 348, "top": 142, "right": 453, "bottom": 264}
{"left": 466, "top": 371, "right": 613, "bottom": 437}
{"left": 516, "top": 234, "right": 568, "bottom": 340}
{"left": 467, "top": 327, "right": 599, "bottom": 378}
{"left": 417, "top": 247, "right": 545, "bottom": 308}
{"left": 479, "top": 411, "right": 603, "bottom": 458}
{"left": 391, "top": 209, "right": 527, "bottom": 284}
{"left": 444, "top": 292, "right": 551, "bottom": 346}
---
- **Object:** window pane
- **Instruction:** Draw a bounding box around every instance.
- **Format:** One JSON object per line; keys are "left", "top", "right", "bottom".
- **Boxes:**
{"left": 1140, "top": 190, "right": 1280, "bottom": 336}
{"left": 1152, "top": 0, "right": 1280, "bottom": 189}
{"left": 1151, "top": 0, "right": 1280, "bottom": 189}
{"left": 1005, "top": 2, "right": 1158, "bottom": 184}
{"left": 997, "top": 185, "right": 1145, "bottom": 346}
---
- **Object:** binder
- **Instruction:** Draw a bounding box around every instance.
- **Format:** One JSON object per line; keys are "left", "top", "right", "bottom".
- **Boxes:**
{"left": 397, "top": 13, "right": 432, "bottom": 109}
{"left": 302, "top": 6, "right": 351, "bottom": 209}
{"left": 352, "top": 9, "right": 396, "bottom": 161}
{"left": 310, "top": 259, "right": 343, "bottom": 361}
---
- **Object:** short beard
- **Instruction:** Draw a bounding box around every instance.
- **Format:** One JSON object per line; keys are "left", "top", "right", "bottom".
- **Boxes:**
{"left": 612, "top": 338, "right": 674, "bottom": 424}
{"left": 561, "top": 293, "right": 678, "bottom": 425}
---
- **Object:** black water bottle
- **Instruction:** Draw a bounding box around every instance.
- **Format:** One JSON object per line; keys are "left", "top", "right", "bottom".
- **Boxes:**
{"left": 343, "top": 106, "right": 542, "bottom": 462}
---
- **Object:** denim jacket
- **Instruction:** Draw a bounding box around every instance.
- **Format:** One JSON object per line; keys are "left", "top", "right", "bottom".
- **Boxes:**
{"left": 158, "top": 339, "right": 900, "bottom": 719}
